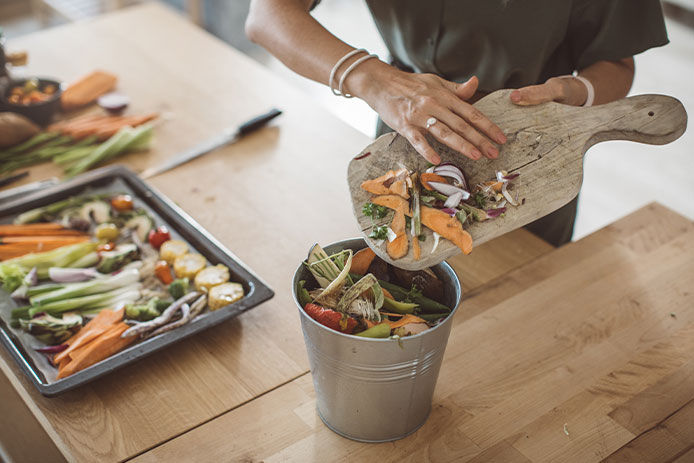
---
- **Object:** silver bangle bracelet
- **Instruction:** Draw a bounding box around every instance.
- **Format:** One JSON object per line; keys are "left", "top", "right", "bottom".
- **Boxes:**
{"left": 329, "top": 48, "right": 367, "bottom": 96}
{"left": 337, "top": 53, "right": 378, "bottom": 98}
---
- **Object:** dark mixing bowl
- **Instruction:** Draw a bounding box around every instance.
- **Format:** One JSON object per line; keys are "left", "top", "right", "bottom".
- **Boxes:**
{"left": 1, "top": 77, "right": 63, "bottom": 126}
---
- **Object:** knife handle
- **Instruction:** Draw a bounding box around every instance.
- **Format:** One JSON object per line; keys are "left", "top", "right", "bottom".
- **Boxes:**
{"left": 237, "top": 108, "right": 283, "bottom": 136}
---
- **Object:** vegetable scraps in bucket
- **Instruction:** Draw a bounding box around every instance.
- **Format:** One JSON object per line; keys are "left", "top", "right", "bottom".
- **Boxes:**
{"left": 360, "top": 163, "right": 521, "bottom": 260}
{"left": 298, "top": 243, "right": 453, "bottom": 338}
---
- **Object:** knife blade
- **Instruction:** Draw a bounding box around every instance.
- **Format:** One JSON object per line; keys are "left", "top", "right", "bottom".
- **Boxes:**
{"left": 140, "top": 108, "right": 282, "bottom": 179}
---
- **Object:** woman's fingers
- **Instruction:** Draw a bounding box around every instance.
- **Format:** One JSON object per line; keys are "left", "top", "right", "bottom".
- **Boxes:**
{"left": 430, "top": 108, "right": 498, "bottom": 159}
{"left": 510, "top": 80, "right": 562, "bottom": 106}
{"left": 401, "top": 127, "right": 441, "bottom": 164}
{"left": 426, "top": 119, "right": 483, "bottom": 160}
{"left": 448, "top": 98, "right": 507, "bottom": 145}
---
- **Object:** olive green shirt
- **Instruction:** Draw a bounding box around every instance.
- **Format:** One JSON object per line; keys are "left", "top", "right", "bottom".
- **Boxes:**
{"left": 363, "top": 0, "right": 668, "bottom": 91}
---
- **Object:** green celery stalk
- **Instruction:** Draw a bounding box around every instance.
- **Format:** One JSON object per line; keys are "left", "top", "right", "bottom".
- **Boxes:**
{"left": 2, "top": 242, "right": 97, "bottom": 269}
{"left": 30, "top": 268, "right": 140, "bottom": 306}
{"left": 27, "top": 285, "right": 141, "bottom": 317}
{"left": 0, "top": 132, "right": 61, "bottom": 159}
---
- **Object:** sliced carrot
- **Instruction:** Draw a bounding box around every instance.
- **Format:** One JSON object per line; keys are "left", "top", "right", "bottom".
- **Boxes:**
{"left": 0, "top": 241, "right": 89, "bottom": 260}
{"left": 371, "top": 194, "right": 411, "bottom": 215}
{"left": 1, "top": 236, "right": 88, "bottom": 244}
{"left": 61, "top": 70, "right": 117, "bottom": 111}
{"left": 361, "top": 168, "right": 409, "bottom": 196}
{"left": 0, "top": 223, "right": 63, "bottom": 232}
{"left": 57, "top": 322, "right": 134, "bottom": 379}
{"left": 412, "top": 234, "right": 421, "bottom": 260}
{"left": 384, "top": 314, "right": 427, "bottom": 330}
{"left": 0, "top": 229, "right": 87, "bottom": 237}
{"left": 381, "top": 287, "right": 394, "bottom": 300}
{"left": 371, "top": 195, "right": 473, "bottom": 255}
{"left": 351, "top": 248, "right": 376, "bottom": 275}
{"left": 388, "top": 179, "right": 409, "bottom": 199}
{"left": 420, "top": 173, "right": 448, "bottom": 191}
{"left": 386, "top": 205, "right": 409, "bottom": 260}
{"left": 54, "top": 307, "right": 124, "bottom": 364}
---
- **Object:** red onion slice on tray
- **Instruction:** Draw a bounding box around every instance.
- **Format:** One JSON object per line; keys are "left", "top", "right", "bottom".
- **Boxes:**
{"left": 440, "top": 208, "right": 458, "bottom": 217}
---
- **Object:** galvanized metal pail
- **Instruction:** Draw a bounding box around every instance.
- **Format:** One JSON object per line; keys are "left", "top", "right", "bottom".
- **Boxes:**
{"left": 292, "top": 238, "right": 462, "bottom": 442}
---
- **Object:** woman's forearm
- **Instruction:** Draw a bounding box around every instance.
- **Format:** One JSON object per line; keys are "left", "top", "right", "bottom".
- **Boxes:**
{"left": 578, "top": 58, "right": 635, "bottom": 105}
{"left": 511, "top": 57, "right": 635, "bottom": 106}
{"left": 246, "top": 0, "right": 361, "bottom": 86}
{"left": 246, "top": 0, "right": 506, "bottom": 163}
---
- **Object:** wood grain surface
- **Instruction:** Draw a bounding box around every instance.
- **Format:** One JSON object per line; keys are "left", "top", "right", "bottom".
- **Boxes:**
{"left": 133, "top": 203, "right": 694, "bottom": 463}
{"left": 348, "top": 91, "right": 688, "bottom": 270}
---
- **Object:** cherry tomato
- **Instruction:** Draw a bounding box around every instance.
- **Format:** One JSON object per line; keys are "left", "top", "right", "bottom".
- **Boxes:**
{"left": 154, "top": 260, "right": 174, "bottom": 285}
{"left": 148, "top": 226, "right": 171, "bottom": 249}
{"left": 111, "top": 195, "right": 134, "bottom": 212}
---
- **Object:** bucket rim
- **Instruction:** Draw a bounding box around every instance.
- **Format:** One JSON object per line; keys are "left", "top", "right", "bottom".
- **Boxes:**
{"left": 291, "top": 237, "right": 462, "bottom": 342}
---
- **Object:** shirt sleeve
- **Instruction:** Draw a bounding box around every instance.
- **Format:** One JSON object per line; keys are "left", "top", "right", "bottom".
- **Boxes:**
{"left": 568, "top": 0, "right": 669, "bottom": 70}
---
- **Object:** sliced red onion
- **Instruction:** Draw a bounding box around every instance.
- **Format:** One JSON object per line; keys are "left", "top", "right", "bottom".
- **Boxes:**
{"left": 25, "top": 267, "right": 38, "bottom": 287}
{"left": 503, "top": 172, "right": 520, "bottom": 181}
{"left": 501, "top": 182, "right": 519, "bottom": 206}
{"left": 98, "top": 92, "right": 130, "bottom": 114}
{"left": 431, "top": 232, "right": 441, "bottom": 254}
{"left": 386, "top": 227, "right": 398, "bottom": 243}
{"left": 433, "top": 169, "right": 464, "bottom": 186}
{"left": 428, "top": 181, "right": 471, "bottom": 200}
{"left": 48, "top": 267, "right": 100, "bottom": 283}
{"left": 443, "top": 191, "right": 463, "bottom": 209}
{"left": 35, "top": 344, "right": 68, "bottom": 354}
{"left": 485, "top": 207, "right": 507, "bottom": 218}
{"left": 496, "top": 171, "right": 506, "bottom": 183}
{"left": 11, "top": 286, "right": 27, "bottom": 302}
{"left": 440, "top": 208, "right": 458, "bottom": 217}
{"left": 435, "top": 165, "right": 468, "bottom": 190}
{"left": 425, "top": 166, "right": 436, "bottom": 173}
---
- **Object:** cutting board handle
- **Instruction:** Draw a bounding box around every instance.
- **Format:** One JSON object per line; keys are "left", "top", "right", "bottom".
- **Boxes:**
{"left": 577, "top": 94, "right": 687, "bottom": 150}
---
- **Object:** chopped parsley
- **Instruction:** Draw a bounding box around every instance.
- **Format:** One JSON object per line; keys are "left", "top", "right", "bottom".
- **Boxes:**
{"left": 362, "top": 202, "right": 389, "bottom": 219}
{"left": 473, "top": 191, "right": 487, "bottom": 209}
{"left": 369, "top": 225, "right": 388, "bottom": 240}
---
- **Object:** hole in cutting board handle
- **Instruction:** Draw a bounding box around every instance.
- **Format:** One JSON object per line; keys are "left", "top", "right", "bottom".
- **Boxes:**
{"left": 648, "top": 111, "right": 655, "bottom": 117}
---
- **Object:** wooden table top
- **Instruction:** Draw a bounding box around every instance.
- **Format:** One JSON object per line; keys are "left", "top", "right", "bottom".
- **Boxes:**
{"left": 1, "top": 4, "right": 692, "bottom": 463}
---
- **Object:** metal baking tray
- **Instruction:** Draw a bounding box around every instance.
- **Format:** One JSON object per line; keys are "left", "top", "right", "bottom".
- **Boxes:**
{"left": 0, "top": 165, "right": 274, "bottom": 396}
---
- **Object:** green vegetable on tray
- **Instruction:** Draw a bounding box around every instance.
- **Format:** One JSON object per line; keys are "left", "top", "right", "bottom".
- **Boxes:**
{"left": 168, "top": 278, "right": 190, "bottom": 300}
{"left": 18, "top": 312, "right": 83, "bottom": 345}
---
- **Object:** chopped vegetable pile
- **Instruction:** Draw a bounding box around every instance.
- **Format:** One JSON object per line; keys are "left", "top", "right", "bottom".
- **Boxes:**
{"left": 0, "top": 192, "right": 246, "bottom": 379}
{"left": 7, "top": 78, "right": 58, "bottom": 106}
{"left": 297, "top": 243, "right": 453, "bottom": 338}
{"left": 360, "top": 163, "right": 521, "bottom": 260}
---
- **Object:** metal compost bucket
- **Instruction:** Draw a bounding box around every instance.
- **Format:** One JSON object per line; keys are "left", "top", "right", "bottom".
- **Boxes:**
{"left": 292, "top": 238, "right": 462, "bottom": 442}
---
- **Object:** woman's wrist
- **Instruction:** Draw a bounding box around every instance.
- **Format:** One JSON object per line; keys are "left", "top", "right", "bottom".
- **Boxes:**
{"left": 556, "top": 76, "right": 589, "bottom": 106}
{"left": 342, "top": 58, "right": 399, "bottom": 105}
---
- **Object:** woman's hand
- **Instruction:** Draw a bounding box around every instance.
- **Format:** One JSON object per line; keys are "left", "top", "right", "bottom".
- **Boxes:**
{"left": 510, "top": 76, "right": 589, "bottom": 107}
{"left": 348, "top": 63, "right": 507, "bottom": 164}
{"left": 510, "top": 58, "right": 635, "bottom": 107}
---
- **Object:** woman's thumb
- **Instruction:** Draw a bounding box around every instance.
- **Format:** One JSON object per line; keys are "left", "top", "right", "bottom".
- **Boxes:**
{"left": 455, "top": 76, "right": 479, "bottom": 100}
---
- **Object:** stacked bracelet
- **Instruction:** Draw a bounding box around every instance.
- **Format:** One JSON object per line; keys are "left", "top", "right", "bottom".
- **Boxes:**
{"left": 329, "top": 48, "right": 379, "bottom": 98}
{"left": 559, "top": 74, "right": 595, "bottom": 107}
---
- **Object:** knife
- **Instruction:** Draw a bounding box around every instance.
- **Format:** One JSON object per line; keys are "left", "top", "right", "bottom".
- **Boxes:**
{"left": 140, "top": 108, "right": 282, "bottom": 179}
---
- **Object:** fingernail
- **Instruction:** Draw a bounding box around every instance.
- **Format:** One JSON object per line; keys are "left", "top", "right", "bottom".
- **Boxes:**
{"left": 472, "top": 149, "right": 482, "bottom": 159}
{"left": 487, "top": 146, "right": 499, "bottom": 158}
{"left": 497, "top": 133, "right": 507, "bottom": 144}
{"left": 510, "top": 91, "right": 520, "bottom": 103}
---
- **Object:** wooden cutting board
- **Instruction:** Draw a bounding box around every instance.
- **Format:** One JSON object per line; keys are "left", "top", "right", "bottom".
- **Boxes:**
{"left": 348, "top": 90, "right": 687, "bottom": 270}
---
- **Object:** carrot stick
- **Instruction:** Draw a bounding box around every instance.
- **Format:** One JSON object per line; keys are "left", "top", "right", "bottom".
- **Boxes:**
{"left": 57, "top": 322, "right": 134, "bottom": 379}
{"left": 0, "top": 223, "right": 64, "bottom": 232}
{"left": 0, "top": 241, "right": 87, "bottom": 260}
{"left": 0, "top": 229, "right": 87, "bottom": 237}
{"left": 1, "top": 236, "right": 89, "bottom": 244}
{"left": 55, "top": 307, "right": 125, "bottom": 364}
